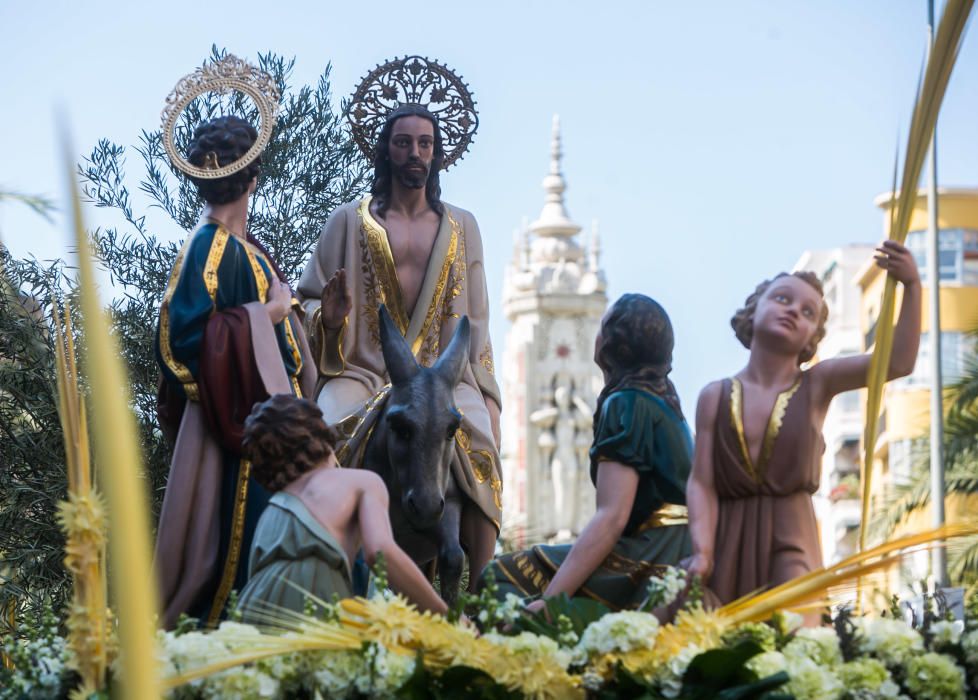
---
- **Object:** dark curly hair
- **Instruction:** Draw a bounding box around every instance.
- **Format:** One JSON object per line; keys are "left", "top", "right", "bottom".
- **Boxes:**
{"left": 371, "top": 104, "right": 444, "bottom": 217}
{"left": 187, "top": 115, "right": 261, "bottom": 205}
{"left": 242, "top": 395, "right": 340, "bottom": 492}
{"left": 594, "top": 293, "right": 684, "bottom": 424}
{"left": 731, "top": 270, "right": 828, "bottom": 364}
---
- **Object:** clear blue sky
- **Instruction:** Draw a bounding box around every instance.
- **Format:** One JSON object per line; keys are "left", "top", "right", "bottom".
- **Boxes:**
{"left": 2, "top": 0, "right": 977, "bottom": 413}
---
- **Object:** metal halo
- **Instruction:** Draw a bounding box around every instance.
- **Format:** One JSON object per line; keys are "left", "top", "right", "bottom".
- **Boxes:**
{"left": 348, "top": 55, "right": 478, "bottom": 170}
{"left": 161, "top": 55, "right": 281, "bottom": 180}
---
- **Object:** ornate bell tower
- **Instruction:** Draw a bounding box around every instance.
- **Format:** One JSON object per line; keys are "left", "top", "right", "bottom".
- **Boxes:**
{"left": 499, "top": 116, "right": 608, "bottom": 548}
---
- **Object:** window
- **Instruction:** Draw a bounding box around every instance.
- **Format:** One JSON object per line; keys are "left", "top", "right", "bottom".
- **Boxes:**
{"left": 905, "top": 228, "right": 978, "bottom": 284}
{"left": 889, "top": 439, "right": 914, "bottom": 485}
{"left": 897, "top": 331, "right": 972, "bottom": 387}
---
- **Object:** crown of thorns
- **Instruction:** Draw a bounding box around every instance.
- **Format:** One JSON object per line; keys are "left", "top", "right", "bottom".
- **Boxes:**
{"left": 161, "top": 55, "right": 281, "bottom": 179}
{"left": 348, "top": 55, "right": 478, "bottom": 169}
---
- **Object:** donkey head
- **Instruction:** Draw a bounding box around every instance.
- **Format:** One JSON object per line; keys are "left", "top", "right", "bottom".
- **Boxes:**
{"left": 378, "top": 304, "right": 470, "bottom": 529}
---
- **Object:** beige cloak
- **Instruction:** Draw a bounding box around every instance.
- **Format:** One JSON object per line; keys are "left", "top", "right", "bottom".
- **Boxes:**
{"left": 297, "top": 197, "right": 502, "bottom": 531}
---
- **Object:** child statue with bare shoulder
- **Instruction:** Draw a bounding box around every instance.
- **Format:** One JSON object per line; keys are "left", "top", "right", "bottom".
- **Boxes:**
{"left": 686, "top": 241, "right": 921, "bottom": 611}
{"left": 237, "top": 394, "right": 448, "bottom": 620}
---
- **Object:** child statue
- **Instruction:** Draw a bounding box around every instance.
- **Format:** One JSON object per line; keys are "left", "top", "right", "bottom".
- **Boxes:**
{"left": 236, "top": 394, "right": 449, "bottom": 621}
{"left": 685, "top": 241, "right": 921, "bottom": 610}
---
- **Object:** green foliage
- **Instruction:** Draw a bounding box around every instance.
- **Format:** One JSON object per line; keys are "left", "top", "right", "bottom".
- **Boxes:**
{"left": 0, "top": 47, "right": 369, "bottom": 640}
{"left": 396, "top": 660, "right": 520, "bottom": 700}
{"left": 0, "top": 247, "right": 77, "bottom": 639}
{"left": 868, "top": 328, "right": 978, "bottom": 587}
{"left": 681, "top": 642, "right": 789, "bottom": 700}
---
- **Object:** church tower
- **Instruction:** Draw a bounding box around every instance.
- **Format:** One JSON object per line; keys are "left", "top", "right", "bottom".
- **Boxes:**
{"left": 499, "top": 116, "right": 608, "bottom": 548}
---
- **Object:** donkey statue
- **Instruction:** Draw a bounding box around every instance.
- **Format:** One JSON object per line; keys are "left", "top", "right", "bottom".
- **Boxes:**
{"left": 361, "top": 305, "right": 471, "bottom": 605}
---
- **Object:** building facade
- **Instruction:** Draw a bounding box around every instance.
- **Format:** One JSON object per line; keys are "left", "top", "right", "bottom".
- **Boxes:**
{"left": 499, "top": 117, "right": 608, "bottom": 548}
{"left": 794, "top": 245, "right": 876, "bottom": 565}
{"left": 858, "top": 188, "right": 978, "bottom": 579}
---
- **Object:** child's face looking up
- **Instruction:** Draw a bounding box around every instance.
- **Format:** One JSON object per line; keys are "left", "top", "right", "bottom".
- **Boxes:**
{"left": 753, "top": 276, "right": 824, "bottom": 357}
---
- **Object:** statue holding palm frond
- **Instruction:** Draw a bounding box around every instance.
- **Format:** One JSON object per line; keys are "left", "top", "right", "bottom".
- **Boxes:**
{"left": 686, "top": 245, "right": 921, "bottom": 615}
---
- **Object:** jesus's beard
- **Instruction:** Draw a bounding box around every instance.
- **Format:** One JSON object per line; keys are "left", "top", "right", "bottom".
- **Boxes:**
{"left": 392, "top": 160, "right": 429, "bottom": 190}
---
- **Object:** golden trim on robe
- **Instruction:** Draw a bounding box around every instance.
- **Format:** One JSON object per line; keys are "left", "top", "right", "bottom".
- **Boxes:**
{"left": 207, "top": 458, "right": 252, "bottom": 626}
{"left": 159, "top": 235, "right": 199, "bottom": 401}
{"left": 358, "top": 198, "right": 410, "bottom": 336}
{"left": 203, "top": 227, "right": 230, "bottom": 304}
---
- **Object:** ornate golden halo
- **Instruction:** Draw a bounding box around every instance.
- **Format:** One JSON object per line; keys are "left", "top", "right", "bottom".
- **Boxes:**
{"left": 161, "top": 55, "right": 281, "bottom": 180}
{"left": 348, "top": 55, "right": 478, "bottom": 170}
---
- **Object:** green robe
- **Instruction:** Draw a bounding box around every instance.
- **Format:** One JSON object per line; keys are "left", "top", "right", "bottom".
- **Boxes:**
{"left": 237, "top": 492, "right": 353, "bottom": 623}
{"left": 483, "top": 388, "right": 693, "bottom": 611}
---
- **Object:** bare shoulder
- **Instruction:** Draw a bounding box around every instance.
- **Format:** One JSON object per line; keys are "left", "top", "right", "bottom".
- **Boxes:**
{"left": 346, "top": 469, "right": 389, "bottom": 497}
{"left": 696, "top": 380, "right": 723, "bottom": 424}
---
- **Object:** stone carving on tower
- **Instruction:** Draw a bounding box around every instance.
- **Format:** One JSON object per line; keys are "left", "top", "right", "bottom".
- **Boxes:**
{"left": 500, "top": 116, "right": 608, "bottom": 548}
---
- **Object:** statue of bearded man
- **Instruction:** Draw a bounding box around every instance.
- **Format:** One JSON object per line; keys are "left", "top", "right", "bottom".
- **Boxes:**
{"left": 296, "top": 103, "right": 502, "bottom": 586}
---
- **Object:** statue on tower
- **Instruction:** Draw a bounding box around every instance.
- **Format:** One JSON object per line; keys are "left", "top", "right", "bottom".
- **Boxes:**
{"left": 296, "top": 56, "right": 502, "bottom": 589}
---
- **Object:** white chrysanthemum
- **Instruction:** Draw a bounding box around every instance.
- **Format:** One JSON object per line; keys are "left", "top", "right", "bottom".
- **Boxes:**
{"left": 575, "top": 610, "right": 660, "bottom": 658}
{"left": 313, "top": 649, "right": 367, "bottom": 697}
{"left": 855, "top": 617, "right": 925, "bottom": 667}
{"left": 783, "top": 627, "right": 843, "bottom": 667}
{"left": 784, "top": 655, "right": 844, "bottom": 700}
{"left": 930, "top": 619, "right": 965, "bottom": 647}
{"left": 904, "top": 652, "right": 966, "bottom": 700}
{"left": 746, "top": 650, "right": 787, "bottom": 679}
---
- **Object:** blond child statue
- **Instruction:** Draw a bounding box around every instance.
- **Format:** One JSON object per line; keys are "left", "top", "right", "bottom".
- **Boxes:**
{"left": 686, "top": 240, "right": 921, "bottom": 608}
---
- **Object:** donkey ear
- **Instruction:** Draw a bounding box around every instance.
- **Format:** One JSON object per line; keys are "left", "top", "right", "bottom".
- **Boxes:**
{"left": 433, "top": 315, "right": 471, "bottom": 387}
{"left": 379, "top": 304, "right": 419, "bottom": 386}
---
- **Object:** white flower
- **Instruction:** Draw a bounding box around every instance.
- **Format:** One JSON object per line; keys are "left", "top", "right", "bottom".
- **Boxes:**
{"left": 854, "top": 617, "right": 925, "bottom": 668}
{"left": 202, "top": 666, "right": 279, "bottom": 699}
{"left": 644, "top": 566, "right": 688, "bottom": 609}
{"left": 313, "top": 649, "right": 367, "bottom": 697}
{"left": 772, "top": 610, "right": 804, "bottom": 636}
{"left": 962, "top": 629, "right": 978, "bottom": 669}
{"left": 656, "top": 644, "right": 702, "bottom": 699}
{"left": 784, "top": 655, "right": 844, "bottom": 700}
{"left": 354, "top": 642, "right": 415, "bottom": 697}
{"left": 931, "top": 619, "right": 965, "bottom": 647}
{"left": 485, "top": 630, "right": 573, "bottom": 670}
{"left": 746, "top": 650, "right": 787, "bottom": 679}
{"left": 575, "top": 610, "right": 660, "bottom": 659}
{"left": 783, "top": 627, "right": 843, "bottom": 667}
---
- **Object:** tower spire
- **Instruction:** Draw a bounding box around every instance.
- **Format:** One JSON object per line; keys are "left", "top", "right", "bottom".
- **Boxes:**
{"left": 529, "top": 114, "right": 581, "bottom": 240}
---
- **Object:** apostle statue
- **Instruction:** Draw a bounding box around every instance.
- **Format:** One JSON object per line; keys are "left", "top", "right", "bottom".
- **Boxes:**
{"left": 152, "top": 56, "right": 317, "bottom": 628}
{"left": 296, "top": 56, "right": 502, "bottom": 585}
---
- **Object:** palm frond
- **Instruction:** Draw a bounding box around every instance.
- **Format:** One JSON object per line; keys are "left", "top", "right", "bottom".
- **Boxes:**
{"left": 62, "top": 132, "right": 159, "bottom": 699}
{"left": 720, "top": 525, "right": 978, "bottom": 624}
{"left": 860, "top": 0, "right": 975, "bottom": 551}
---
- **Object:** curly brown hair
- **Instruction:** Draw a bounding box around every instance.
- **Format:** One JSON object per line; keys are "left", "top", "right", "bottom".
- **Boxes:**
{"left": 187, "top": 115, "right": 261, "bottom": 204}
{"left": 241, "top": 395, "right": 340, "bottom": 491}
{"left": 730, "top": 271, "right": 829, "bottom": 364}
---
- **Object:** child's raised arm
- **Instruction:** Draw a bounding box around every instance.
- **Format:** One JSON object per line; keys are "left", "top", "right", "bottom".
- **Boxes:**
{"left": 686, "top": 381, "right": 723, "bottom": 580}
{"left": 355, "top": 472, "right": 449, "bottom": 615}
{"left": 810, "top": 240, "right": 922, "bottom": 403}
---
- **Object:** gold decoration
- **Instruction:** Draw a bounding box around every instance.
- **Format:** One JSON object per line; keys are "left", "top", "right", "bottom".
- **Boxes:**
{"left": 348, "top": 55, "right": 478, "bottom": 169}
{"left": 161, "top": 54, "right": 280, "bottom": 180}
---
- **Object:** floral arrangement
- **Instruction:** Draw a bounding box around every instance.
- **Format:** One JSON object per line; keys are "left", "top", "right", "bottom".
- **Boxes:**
{"left": 6, "top": 570, "right": 978, "bottom": 700}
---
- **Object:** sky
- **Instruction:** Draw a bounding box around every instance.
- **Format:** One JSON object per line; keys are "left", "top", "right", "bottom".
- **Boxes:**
{"left": 2, "top": 0, "right": 977, "bottom": 413}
